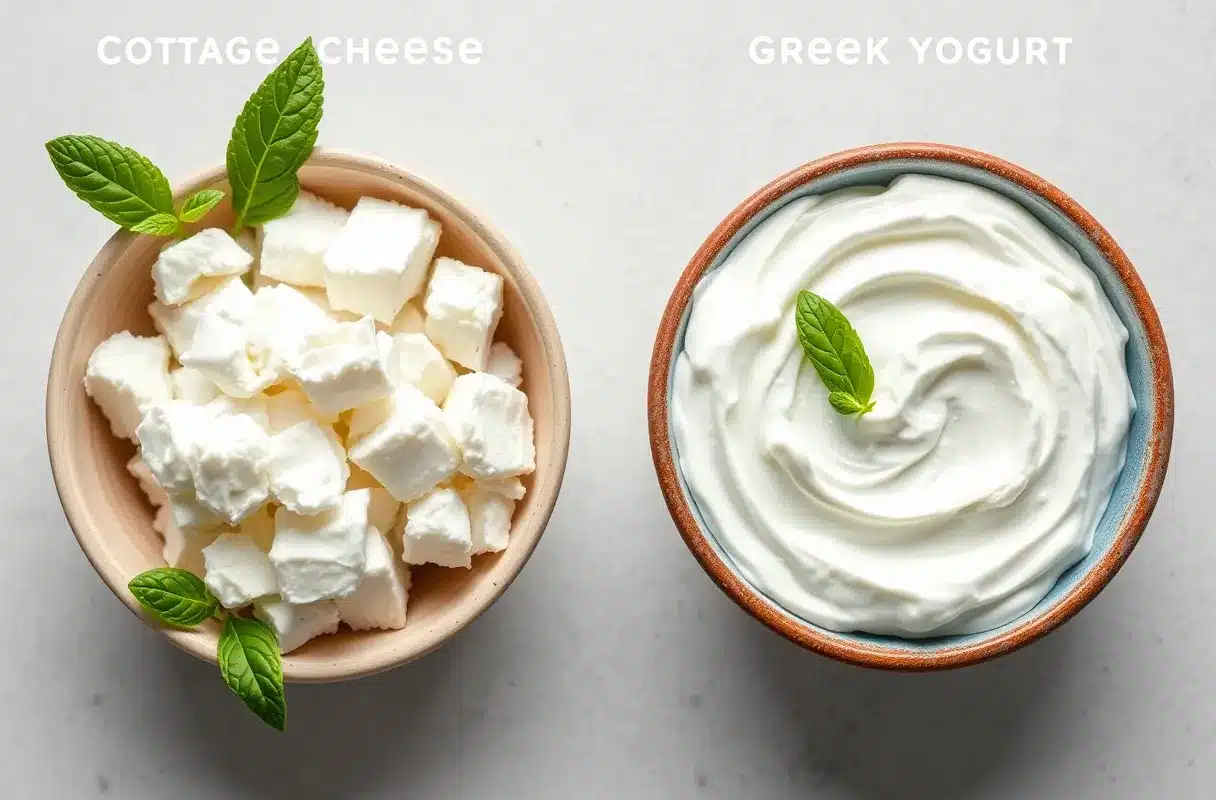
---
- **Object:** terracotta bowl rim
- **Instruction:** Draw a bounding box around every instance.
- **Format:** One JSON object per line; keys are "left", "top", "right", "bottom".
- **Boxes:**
{"left": 647, "top": 141, "right": 1174, "bottom": 671}
{"left": 47, "top": 148, "right": 572, "bottom": 682}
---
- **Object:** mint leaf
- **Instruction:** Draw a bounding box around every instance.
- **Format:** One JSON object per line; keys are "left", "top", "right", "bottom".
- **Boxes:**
{"left": 795, "top": 290, "right": 876, "bottom": 416}
{"left": 218, "top": 617, "right": 286, "bottom": 731}
{"left": 130, "top": 212, "right": 182, "bottom": 236}
{"left": 46, "top": 135, "right": 175, "bottom": 229}
{"left": 828, "top": 391, "right": 873, "bottom": 416}
{"left": 226, "top": 37, "right": 323, "bottom": 231}
{"left": 128, "top": 567, "right": 219, "bottom": 627}
{"left": 178, "top": 189, "right": 225, "bottom": 223}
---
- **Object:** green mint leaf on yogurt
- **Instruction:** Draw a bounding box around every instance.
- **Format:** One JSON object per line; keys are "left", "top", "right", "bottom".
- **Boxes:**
{"left": 828, "top": 391, "right": 869, "bottom": 416}
{"left": 45, "top": 135, "right": 176, "bottom": 231}
{"left": 795, "top": 290, "right": 876, "bottom": 416}
{"left": 129, "top": 212, "right": 182, "bottom": 236}
{"left": 177, "top": 188, "right": 225, "bottom": 223}
{"left": 128, "top": 567, "right": 219, "bottom": 627}
{"left": 226, "top": 37, "right": 324, "bottom": 232}
{"left": 218, "top": 616, "right": 286, "bottom": 731}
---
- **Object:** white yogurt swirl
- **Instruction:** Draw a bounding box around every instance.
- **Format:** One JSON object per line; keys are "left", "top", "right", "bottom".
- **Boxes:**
{"left": 672, "top": 175, "right": 1134, "bottom": 636}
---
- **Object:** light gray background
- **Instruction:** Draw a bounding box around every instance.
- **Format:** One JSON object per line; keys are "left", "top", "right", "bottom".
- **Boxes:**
{"left": 3, "top": 1, "right": 1209, "bottom": 797}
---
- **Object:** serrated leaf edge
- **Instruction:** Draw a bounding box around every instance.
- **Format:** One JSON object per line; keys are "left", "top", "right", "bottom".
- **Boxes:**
{"left": 227, "top": 37, "right": 323, "bottom": 231}
{"left": 45, "top": 135, "right": 176, "bottom": 229}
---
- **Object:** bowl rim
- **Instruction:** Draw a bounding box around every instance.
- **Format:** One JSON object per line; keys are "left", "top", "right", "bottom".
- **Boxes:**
{"left": 647, "top": 141, "right": 1174, "bottom": 671}
{"left": 47, "top": 148, "right": 572, "bottom": 682}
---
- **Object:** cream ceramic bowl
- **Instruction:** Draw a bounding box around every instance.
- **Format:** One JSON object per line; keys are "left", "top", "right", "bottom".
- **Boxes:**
{"left": 47, "top": 150, "right": 571, "bottom": 682}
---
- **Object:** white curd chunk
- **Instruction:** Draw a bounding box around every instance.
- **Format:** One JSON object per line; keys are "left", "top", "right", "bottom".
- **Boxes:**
{"left": 288, "top": 317, "right": 394, "bottom": 415}
{"left": 152, "top": 228, "right": 253, "bottom": 306}
{"left": 253, "top": 598, "right": 341, "bottom": 654}
{"left": 323, "top": 197, "right": 441, "bottom": 324}
{"left": 423, "top": 257, "right": 503, "bottom": 371}
{"left": 266, "top": 420, "right": 349, "bottom": 515}
{"left": 258, "top": 191, "right": 349, "bottom": 288}
{"left": 348, "top": 384, "right": 460, "bottom": 502}
{"left": 269, "top": 489, "right": 371, "bottom": 603}
{"left": 150, "top": 276, "right": 254, "bottom": 358}
{"left": 485, "top": 342, "right": 523, "bottom": 388}
{"left": 190, "top": 411, "right": 271, "bottom": 525}
{"left": 384, "top": 332, "right": 457, "bottom": 404}
{"left": 335, "top": 527, "right": 410, "bottom": 630}
{"left": 443, "top": 373, "right": 535, "bottom": 480}
{"left": 460, "top": 482, "right": 514, "bottom": 554}
{"left": 399, "top": 486, "right": 472, "bottom": 568}
{"left": 127, "top": 454, "right": 168, "bottom": 508}
{"left": 83, "top": 332, "right": 174, "bottom": 441}
{"left": 170, "top": 366, "right": 222, "bottom": 404}
{"left": 202, "top": 533, "right": 279, "bottom": 609}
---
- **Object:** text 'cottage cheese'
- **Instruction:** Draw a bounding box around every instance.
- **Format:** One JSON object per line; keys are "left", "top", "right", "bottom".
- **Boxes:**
{"left": 84, "top": 191, "right": 535, "bottom": 653}
{"left": 672, "top": 175, "right": 1134, "bottom": 637}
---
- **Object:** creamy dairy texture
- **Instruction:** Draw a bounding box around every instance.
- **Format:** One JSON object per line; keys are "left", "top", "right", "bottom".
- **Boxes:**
{"left": 84, "top": 196, "right": 539, "bottom": 654}
{"left": 672, "top": 175, "right": 1135, "bottom": 637}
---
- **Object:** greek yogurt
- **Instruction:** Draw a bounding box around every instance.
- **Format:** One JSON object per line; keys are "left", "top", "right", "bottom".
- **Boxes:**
{"left": 671, "top": 174, "right": 1134, "bottom": 637}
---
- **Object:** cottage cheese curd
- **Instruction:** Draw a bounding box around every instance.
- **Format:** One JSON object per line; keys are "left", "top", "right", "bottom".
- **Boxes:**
{"left": 84, "top": 190, "right": 537, "bottom": 653}
{"left": 672, "top": 175, "right": 1134, "bottom": 636}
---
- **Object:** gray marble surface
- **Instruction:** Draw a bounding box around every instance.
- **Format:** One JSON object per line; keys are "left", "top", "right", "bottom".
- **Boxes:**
{"left": 3, "top": 1, "right": 1210, "bottom": 797}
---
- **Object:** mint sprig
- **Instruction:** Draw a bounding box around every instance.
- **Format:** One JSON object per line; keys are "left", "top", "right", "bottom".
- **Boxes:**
{"left": 128, "top": 566, "right": 286, "bottom": 731}
{"left": 795, "top": 290, "right": 876, "bottom": 416}
{"left": 218, "top": 617, "right": 287, "bottom": 732}
{"left": 46, "top": 135, "right": 175, "bottom": 229}
{"left": 58, "top": 44, "right": 325, "bottom": 728}
{"left": 46, "top": 135, "right": 226, "bottom": 236}
{"left": 226, "top": 37, "right": 324, "bottom": 232}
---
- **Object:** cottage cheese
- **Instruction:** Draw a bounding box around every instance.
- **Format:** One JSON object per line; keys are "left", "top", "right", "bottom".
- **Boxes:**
{"left": 401, "top": 487, "right": 473, "bottom": 568}
{"left": 444, "top": 373, "right": 535, "bottom": 479}
{"left": 127, "top": 454, "right": 168, "bottom": 508}
{"left": 202, "top": 533, "right": 279, "bottom": 608}
{"left": 253, "top": 598, "right": 341, "bottom": 654}
{"left": 423, "top": 257, "right": 503, "bottom": 371}
{"left": 349, "top": 384, "right": 461, "bottom": 502}
{"left": 191, "top": 411, "right": 272, "bottom": 525}
{"left": 87, "top": 205, "right": 537, "bottom": 654}
{"left": 384, "top": 332, "right": 457, "bottom": 404}
{"left": 266, "top": 420, "right": 349, "bottom": 515}
{"left": 485, "top": 342, "right": 523, "bottom": 388}
{"left": 335, "top": 527, "right": 410, "bottom": 630}
{"left": 671, "top": 175, "right": 1135, "bottom": 637}
{"left": 462, "top": 483, "right": 513, "bottom": 554}
{"left": 153, "top": 228, "right": 253, "bottom": 306}
{"left": 84, "top": 332, "right": 173, "bottom": 441}
{"left": 324, "top": 197, "right": 441, "bottom": 323}
{"left": 248, "top": 283, "right": 337, "bottom": 371}
{"left": 269, "top": 489, "right": 371, "bottom": 603}
{"left": 288, "top": 317, "right": 394, "bottom": 415}
{"left": 150, "top": 276, "right": 254, "bottom": 356}
{"left": 170, "top": 366, "right": 221, "bottom": 404}
{"left": 476, "top": 476, "right": 527, "bottom": 501}
{"left": 180, "top": 304, "right": 276, "bottom": 399}
{"left": 258, "top": 191, "right": 349, "bottom": 288}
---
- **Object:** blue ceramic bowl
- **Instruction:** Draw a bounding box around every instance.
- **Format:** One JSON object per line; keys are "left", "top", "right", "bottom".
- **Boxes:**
{"left": 648, "top": 143, "right": 1173, "bottom": 669}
